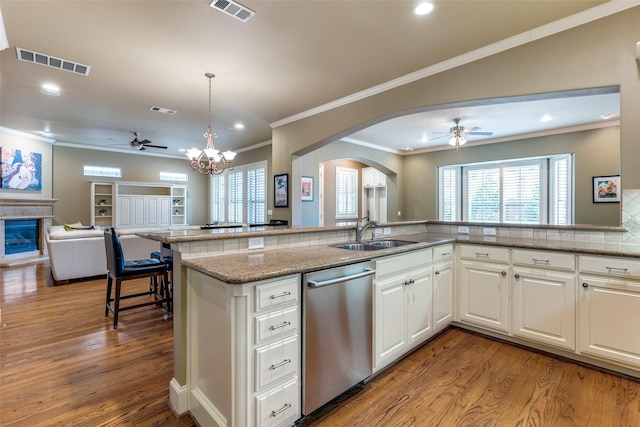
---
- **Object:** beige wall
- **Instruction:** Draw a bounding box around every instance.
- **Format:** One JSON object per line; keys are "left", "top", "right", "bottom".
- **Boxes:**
{"left": 402, "top": 126, "right": 620, "bottom": 226}
{"left": 273, "top": 8, "right": 640, "bottom": 225}
{"left": 0, "top": 129, "right": 54, "bottom": 200}
{"left": 52, "top": 146, "right": 209, "bottom": 225}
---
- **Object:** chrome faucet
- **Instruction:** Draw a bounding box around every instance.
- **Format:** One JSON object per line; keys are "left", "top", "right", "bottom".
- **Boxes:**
{"left": 356, "top": 218, "right": 380, "bottom": 243}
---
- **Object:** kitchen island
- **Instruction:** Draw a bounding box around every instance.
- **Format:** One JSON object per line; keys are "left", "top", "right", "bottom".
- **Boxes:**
{"left": 140, "top": 221, "right": 640, "bottom": 426}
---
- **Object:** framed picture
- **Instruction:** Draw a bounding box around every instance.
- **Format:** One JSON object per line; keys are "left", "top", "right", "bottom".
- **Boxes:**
{"left": 592, "top": 175, "right": 620, "bottom": 203}
{"left": 1, "top": 147, "right": 43, "bottom": 191}
{"left": 301, "top": 176, "right": 313, "bottom": 201}
{"left": 274, "top": 173, "right": 289, "bottom": 208}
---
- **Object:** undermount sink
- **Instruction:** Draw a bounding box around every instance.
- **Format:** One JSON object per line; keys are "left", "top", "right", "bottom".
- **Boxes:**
{"left": 332, "top": 243, "right": 386, "bottom": 251}
{"left": 331, "top": 240, "right": 417, "bottom": 251}
{"left": 367, "top": 239, "right": 417, "bottom": 248}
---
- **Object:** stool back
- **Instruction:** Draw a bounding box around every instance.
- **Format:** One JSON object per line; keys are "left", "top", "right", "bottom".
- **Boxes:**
{"left": 104, "top": 227, "right": 126, "bottom": 276}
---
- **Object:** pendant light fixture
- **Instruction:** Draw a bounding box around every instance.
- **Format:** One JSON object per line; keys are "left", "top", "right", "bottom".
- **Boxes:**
{"left": 186, "top": 73, "right": 237, "bottom": 175}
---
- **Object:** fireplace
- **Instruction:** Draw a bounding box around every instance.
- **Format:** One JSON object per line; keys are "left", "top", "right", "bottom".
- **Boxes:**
{"left": 5, "top": 219, "right": 39, "bottom": 255}
{"left": 0, "top": 198, "right": 56, "bottom": 265}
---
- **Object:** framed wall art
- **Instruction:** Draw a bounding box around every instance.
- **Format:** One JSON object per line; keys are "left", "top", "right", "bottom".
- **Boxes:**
{"left": 274, "top": 173, "right": 289, "bottom": 208}
{"left": 592, "top": 175, "right": 620, "bottom": 203}
{"left": 1, "top": 147, "right": 43, "bottom": 191}
{"left": 301, "top": 176, "right": 313, "bottom": 201}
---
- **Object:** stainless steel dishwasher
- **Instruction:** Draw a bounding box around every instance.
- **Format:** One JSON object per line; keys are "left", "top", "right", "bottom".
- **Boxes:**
{"left": 302, "top": 261, "right": 376, "bottom": 415}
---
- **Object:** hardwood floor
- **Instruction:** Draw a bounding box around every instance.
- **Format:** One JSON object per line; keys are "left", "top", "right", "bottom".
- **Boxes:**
{"left": 0, "top": 261, "right": 195, "bottom": 426}
{"left": 2, "top": 261, "right": 639, "bottom": 427}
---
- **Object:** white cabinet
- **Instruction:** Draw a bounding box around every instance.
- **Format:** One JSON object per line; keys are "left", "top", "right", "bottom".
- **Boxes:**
{"left": 433, "top": 244, "right": 454, "bottom": 333}
{"left": 171, "top": 185, "right": 188, "bottom": 225}
{"left": 362, "top": 167, "right": 387, "bottom": 223}
{"left": 90, "top": 182, "right": 115, "bottom": 227}
{"left": 117, "top": 195, "right": 171, "bottom": 228}
{"left": 579, "top": 255, "right": 640, "bottom": 369}
{"left": 512, "top": 249, "right": 576, "bottom": 351}
{"left": 458, "top": 245, "right": 510, "bottom": 334}
{"left": 187, "top": 271, "right": 301, "bottom": 427}
{"left": 374, "top": 249, "right": 432, "bottom": 371}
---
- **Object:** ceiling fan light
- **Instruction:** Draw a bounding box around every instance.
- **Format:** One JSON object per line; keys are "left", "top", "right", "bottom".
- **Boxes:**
{"left": 458, "top": 136, "right": 467, "bottom": 146}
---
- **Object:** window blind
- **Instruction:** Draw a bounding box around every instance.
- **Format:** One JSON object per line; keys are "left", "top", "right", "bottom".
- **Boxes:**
{"left": 336, "top": 167, "right": 358, "bottom": 218}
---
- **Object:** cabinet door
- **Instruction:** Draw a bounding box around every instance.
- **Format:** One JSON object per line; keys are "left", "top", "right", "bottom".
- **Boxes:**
{"left": 579, "top": 275, "right": 640, "bottom": 368}
{"left": 513, "top": 268, "right": 575, "bottom": 350}
{"left": 146, "top": 196, "right": 171, "bottom": 227}
{"left": 407, "top": 268, "right": 433, "bottom": 348}
{"left": 459, "top": 259, "right": 510, "bottom": 333}
{"left": 374, "top": 277, "right": 407, "bottom": 371}
{"left": 117, "top": 196, "right": 133, "bottom": 228}
{"left": 433, "top": 261, "right": 454, "bottom": 333}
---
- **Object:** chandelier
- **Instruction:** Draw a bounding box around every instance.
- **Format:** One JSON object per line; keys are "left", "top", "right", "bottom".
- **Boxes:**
{"left": 186, "top": 73, "right": 237, "bottom": 175}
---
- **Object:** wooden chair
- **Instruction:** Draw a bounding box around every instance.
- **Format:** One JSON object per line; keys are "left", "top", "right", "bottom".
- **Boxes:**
{"left": 104, "top": 227, "right": 170, "bottom": 329}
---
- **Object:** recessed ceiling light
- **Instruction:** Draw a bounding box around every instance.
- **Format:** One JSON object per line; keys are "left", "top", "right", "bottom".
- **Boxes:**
{"left": 414, "top": 2, "right": 434, "bottom": 16}
{"left": 600, "top": 113, "right": 616, "bottom": 120}
{"left": 40, "top": 83, "right": 60, "bottom": 96}
{"left": 234, "top": 123, "right": 245, "bottom": 130}
{"left": 540, "top": 114, "right": 552, "bottom": 122}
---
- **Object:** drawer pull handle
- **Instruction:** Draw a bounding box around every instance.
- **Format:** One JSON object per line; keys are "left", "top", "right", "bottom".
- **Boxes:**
{"left": 441, "top": 252, "right": 451, "bottom": 256}
{"left": 475, "top": 252, "right": 490, "bottom": 258}
{"left": 271, "top": 403, "right": 292, "bottom": 417}
{"left": 606, "top": 266, "right": 629, "bottom": 273}
{"left": 270, "top": 359, "right": 292, "bottom": 370}
{"left": 532, "top": 258, "right": 550, "bottom": 265}
{"left": 269, "top": 321, "right": 291, "bottom": 331}
{"left": 270, "top": 291, "right": 291, "bottom": 300}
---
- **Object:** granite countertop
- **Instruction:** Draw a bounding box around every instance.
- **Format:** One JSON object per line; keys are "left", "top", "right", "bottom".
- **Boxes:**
{"left": 181, "top": 231, "right": 640, "bottom": 285}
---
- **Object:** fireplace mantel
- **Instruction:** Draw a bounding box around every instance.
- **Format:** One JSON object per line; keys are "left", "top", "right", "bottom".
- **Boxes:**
{"left": 0, "top": 198, "right": 57, "bottom": 219}
{"left": 0, "top": 198, "right": 57, "bottom": 265}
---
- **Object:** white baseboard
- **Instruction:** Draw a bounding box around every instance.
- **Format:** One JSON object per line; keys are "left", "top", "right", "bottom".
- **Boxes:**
{"left": 169, "top": 378, "right": 189, "bottom": 416}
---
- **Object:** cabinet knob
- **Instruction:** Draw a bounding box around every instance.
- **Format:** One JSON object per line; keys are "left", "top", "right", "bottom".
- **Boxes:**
{"left": 501, "top": 271, "right": 507, "bottom": 277}
{"left": 514, "top": 273, "right": 520, "bottom": 279}
{"left": 435, "top": 271, "right": 440, "bottom": 276}
{"left": 582, "top": 282, "right": 589, "bottom": 288}
{"left": 409, "top": 278, "right": 415, "bottom": 284}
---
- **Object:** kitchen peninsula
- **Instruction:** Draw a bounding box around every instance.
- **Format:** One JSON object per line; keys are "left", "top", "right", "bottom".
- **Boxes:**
{"left": 140, "top": 221, "right": 640, "bottom": 427}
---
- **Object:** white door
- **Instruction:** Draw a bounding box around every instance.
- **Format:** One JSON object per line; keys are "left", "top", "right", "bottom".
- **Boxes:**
{"left": 407, "top": 268, "right": 433, "bottom": 348}
{"left": 433, "top": 261, "right": 454, "bottom": 333}
{"left": 459, "top": 259, "right": 510, "bottom": 333}
{"left": 513, "top": 268, "right": 575, "bottom": 350}
{"left": 374, "top": 277, "right": 407, "bottom": 371}
{"left": 579, "top": 275, "right": 640, "bottom": 368}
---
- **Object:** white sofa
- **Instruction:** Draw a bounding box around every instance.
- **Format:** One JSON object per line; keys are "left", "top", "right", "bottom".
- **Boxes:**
{"left": 46, "top": 225, "right": 165, "bottom": 285}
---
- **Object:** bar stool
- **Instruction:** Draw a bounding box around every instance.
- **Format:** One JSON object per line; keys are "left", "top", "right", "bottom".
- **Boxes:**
{"left": 150, "top": 246, "right": 173, "bottom": 313}
{"left": 104, "top": 227, "right": 170, "bottom": 329}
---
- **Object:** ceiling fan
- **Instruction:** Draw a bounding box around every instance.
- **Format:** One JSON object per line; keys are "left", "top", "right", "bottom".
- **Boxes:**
{"left": 433, "top": 118, "right": 494, "bottom": 148}
{"left": 129, "top": 132, "right": 167, "bottom": 150}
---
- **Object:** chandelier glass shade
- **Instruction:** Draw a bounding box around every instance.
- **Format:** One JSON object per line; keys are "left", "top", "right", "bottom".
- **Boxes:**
{"left": 448, "top": 134, "right": 467, "bottom": 149}
{"left": 186, "top": 73, "right": 237, "bottom": 175}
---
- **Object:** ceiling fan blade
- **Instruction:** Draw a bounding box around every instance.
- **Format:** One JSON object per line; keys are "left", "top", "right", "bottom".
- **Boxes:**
{"left": 428, "top": 134, "right": 452, "bottom": 141}
{"left": 467, "top": 131, "right": 494, "bottom": 136}
{"left": 142, "top": 144, "right": 168, "bottom": 149}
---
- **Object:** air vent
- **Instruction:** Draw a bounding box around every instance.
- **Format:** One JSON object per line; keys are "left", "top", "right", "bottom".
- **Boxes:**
{"left": 16, "top": 47, "right": 90, "bottom": 76}
{"left": 209, "top": 0, "right": 255, "bottom": 22}
{"left": 150, "top": 106, "right": 177, "bottom": 115}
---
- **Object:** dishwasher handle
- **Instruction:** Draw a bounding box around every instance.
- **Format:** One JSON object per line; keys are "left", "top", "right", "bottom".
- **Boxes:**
{"left": 307, "top": 268, "right": 376, "bottom": 288}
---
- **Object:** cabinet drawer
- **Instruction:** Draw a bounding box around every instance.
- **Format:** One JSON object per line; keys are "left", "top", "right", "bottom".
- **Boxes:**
{"left": 255, "top": 276, "right": 299, "bottom": 312}
{"left": 579, "top": 255, "right": 640, "bottom": 279}
{"left": 376, "top": 249, "right": 432, "bottom": 277}
{"left": 255, "top": 335, "right": 299, "bottom": 390}
{"left": 433, "top": 244, "right": 454, "bottom": 263}
{"left": 255, "top": 307, "right": 299, "bottom": 345}
{"left": 512, "top": 249, "right": 575, "bottom": 271}
{"left": 459, "top": 244, "right": 509, "bottom": 263}
{"left": 255, "top": 377, "right": 300, "bottom": 427}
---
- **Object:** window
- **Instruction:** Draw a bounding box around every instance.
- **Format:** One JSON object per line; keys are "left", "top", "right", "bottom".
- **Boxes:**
{"left": 83, "top": 165, "right": 121, "bottom": 178}
{"left": 439, "top": 154, "right": 572, "bottom": 225}
{"left": 210, "top": 161, "right": 267, "bottom": 224}
{"left": 336, "top": 166, "right": 358, "bottom": 219}
{"left": 159, "top": 171, "right": 188, "bottom": 182}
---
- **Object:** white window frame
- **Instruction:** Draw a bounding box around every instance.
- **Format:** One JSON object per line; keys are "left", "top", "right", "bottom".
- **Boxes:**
{"left": 438, "top": 154, "right": 573, "bottom": 225}
{"left": 209, "top": 160, "right": 267, "bottom": 224}
{"left": 335, "top": 166, "right": 359, "bottom": 220}
{"left": 83, "top": 165, "right": 121, "bottom": 178}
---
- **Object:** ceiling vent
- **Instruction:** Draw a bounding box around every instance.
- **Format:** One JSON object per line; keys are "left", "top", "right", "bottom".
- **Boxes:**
{"left": 209, "top": 0, "right": 255, "bottom": 22}
{"left": 150, "top": 106, "right": 177, "bottom": 115}
{"left": 16, "top": 47, "right": 90, "bottom": 76}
